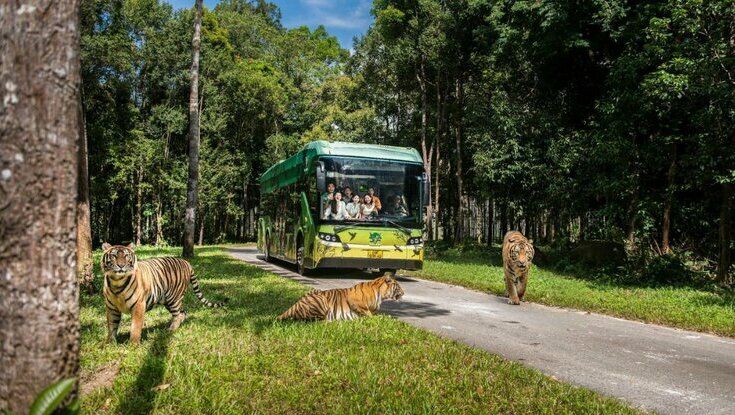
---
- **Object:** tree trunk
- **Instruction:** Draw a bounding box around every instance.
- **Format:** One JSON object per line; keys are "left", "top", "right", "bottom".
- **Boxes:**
{"left": 135, "top": 165, "right": 143, "bottom": 246}
{"left": 453, "top": 78, "right": 465, "bottom": 242}
{"left": 76, "top": 89, "right": 94, "bottom": 293}
{"left": 183, "top": 0, "right": 203, "bottom": 258}
{"left": 434, "top": 147, "right": 441, "bottom": 240}
{"left": 0, "top": 1, "right": 82, "bottom": 411}
{"left": 198, "top": 211, "right": 205, "bottom": 246}
{"left": 155, "top": 198, "right": 163, "bottom": 246}
{"left": 500, "top": 201, "right": 508, "bottom": 238}
{"left": 716, "top": 183, "right": 733, "bottom": 287}
{"left": 579, "top": 213, "right": 588, "bottom": 242}
{"left": 418, "top": 58, "right": 434, "bottom": 232}
{"left": 242, "top": 177, "right": 252, "bottom": 240}
{"left": 661, "top": 142, "right": 678, "bottom": 255}
{"left": 626, "top": 187, "right": 639, "bottom": 246}
{"left": 487, "top": 199, "right": 494, "bottom": 245}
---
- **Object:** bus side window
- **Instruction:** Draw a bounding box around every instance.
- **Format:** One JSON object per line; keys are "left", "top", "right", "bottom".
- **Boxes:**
{"left": 306, "top": 175, "right": 319, "bottom": 219}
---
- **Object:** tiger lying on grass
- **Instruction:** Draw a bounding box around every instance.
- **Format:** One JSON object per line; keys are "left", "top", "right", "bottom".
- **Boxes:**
{"left": 277, "top": 274, "right": 405, "bottom": 321}
{"left": 502, "top": 231, "right": 534, "bottom": 305}
{"left": 101, "top": 243, "right": 226, "bottom": 344}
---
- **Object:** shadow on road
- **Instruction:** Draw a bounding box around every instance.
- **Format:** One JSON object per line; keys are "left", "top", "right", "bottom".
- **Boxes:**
{"left": 381, "top": 300, "right": 451, "bottom": 319}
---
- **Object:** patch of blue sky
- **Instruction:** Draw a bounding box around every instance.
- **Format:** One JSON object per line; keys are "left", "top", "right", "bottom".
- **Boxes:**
{"left": 163, "top": 0, "right": 373, "bottom": 50}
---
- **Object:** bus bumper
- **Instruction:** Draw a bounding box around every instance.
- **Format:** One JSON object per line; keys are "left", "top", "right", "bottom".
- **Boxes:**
{"left": 315, "top": 258, "right": 423, "bottom": 270}
{"left": 309, "top": 240, "right": 424, "bottom": 271}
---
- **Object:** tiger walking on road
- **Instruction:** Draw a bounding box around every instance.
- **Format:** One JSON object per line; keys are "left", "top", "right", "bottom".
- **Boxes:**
{"left": 502, "top": 231, "right": 534, "bottom": 305}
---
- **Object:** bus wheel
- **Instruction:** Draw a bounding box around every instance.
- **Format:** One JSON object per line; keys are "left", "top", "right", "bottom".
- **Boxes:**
{"left": 296, "top": 242, "right": 307, "bottom": 275}
{"left": 264, "top": 234, "right": 271, "bottom": 262}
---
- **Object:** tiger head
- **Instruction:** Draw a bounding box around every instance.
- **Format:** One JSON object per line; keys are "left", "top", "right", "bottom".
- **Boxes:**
{"left": 509, "top": 240, "right": 534, "bottom": 271}
{"left": 101, "top": 242, "right": 137, "bottom": 278}
{"left": 376, "top": 274, "right": 405, "bottom": 301}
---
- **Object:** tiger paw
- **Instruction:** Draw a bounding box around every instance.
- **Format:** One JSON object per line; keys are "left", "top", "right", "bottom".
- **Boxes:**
{"left": 508, "top": 299, "right": 521, "bottom": 305}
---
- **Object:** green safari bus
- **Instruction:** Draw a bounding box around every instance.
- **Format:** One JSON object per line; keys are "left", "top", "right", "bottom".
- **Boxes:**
{"left": 257, "top": 141, "right": 428, "bottom": 274}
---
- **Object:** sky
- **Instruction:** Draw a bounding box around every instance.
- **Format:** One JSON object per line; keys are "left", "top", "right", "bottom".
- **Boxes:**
{"left": 165, "top": 0, "right": 374, "bottom": 50}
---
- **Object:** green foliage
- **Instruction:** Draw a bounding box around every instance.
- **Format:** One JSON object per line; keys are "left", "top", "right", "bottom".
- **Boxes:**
{"left": 28, "top": 378, "right": 78, "bottom": 415}
{"left": 81, "top": 0, "right": 734, "bottom": 283}
{"left": 82, "top": 0, "right": 349, "bottom": 246}
{"left": 349, "top": 0, "right": 735, "bottom": 282}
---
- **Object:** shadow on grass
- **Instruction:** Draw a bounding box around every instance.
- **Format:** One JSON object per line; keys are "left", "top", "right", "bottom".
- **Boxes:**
{"left": 183, "top": 251, "right": 313, "bottom": 335}
{"left": 117, "top": 328, "right": 172, "bottom": 415}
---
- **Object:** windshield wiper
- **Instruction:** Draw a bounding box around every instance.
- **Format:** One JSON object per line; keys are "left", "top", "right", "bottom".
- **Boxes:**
{"left": 333, "top": 222, "right": 372, "bottom": 232}
{"left": 382, "top": 218, "right": 412, "bottom": 235}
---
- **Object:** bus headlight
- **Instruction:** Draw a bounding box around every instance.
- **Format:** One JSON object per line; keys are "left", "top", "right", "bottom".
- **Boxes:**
{"left": 407, "top": 237, "right": 423, "bottom": 245}
{"left": 318, "top": 233, "right": 341, "bottom": 243}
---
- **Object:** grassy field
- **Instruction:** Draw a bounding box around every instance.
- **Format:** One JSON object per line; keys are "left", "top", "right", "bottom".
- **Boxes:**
{"left": 413, "top": 246, "right": 735, "bottom": 338}
{"left": 80, "top": 245, "right": 643, "bottom": 414}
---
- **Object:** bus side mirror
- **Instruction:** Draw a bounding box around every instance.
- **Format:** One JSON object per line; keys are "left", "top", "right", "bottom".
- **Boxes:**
{"left": 316, "top": 161, "right": 326, "bottom": 193}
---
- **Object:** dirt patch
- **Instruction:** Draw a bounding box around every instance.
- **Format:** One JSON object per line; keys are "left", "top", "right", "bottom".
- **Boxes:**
{"left": 80, "top": 361, "right": 120, "bottom": 396}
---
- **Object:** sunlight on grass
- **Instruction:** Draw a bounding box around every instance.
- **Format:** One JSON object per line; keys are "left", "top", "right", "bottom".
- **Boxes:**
{"left": 80, "top": 246, "right": 643, "bottom": 414}
{"left": 414, "top": 247, "right": 735, "bottom": 337}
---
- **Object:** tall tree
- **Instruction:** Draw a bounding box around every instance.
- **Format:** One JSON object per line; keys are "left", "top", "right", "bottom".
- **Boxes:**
{"left": 0, "top": 0, "right": 82, "bottom": 411}
{"left": 183, "top": 0, "right": 204, "bottom": 258}
{"left": 77, "top": 92, "right": 94, "bottom": 291}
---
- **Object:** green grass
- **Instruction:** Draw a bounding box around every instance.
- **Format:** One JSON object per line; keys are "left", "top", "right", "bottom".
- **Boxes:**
{"left": 413, "top": 246, "right": 735, "bottom": 338}
{"left": 80, "top": 245, "right": 643, "bottom": 414}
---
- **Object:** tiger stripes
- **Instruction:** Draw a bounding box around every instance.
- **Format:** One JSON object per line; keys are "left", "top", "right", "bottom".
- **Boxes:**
{"left": 102, "top": 243, "right": 225, "bottom": 344}
{"left": 502, "top": 231, "right": 535, "bottom": 305}
{"left": 276, "top": 274, "right": 404, "bottom": 321}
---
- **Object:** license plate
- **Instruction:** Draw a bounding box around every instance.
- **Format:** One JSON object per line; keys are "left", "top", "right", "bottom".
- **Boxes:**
{"left": 367, "top": 250, "right": 383, "bottom": 259}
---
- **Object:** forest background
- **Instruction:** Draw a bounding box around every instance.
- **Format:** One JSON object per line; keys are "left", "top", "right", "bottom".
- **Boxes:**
{"left": 81, "top": 0, "right": 735, "bottom": 287}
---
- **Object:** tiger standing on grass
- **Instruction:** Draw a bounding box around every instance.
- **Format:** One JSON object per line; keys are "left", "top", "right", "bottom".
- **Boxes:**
{"left": 502, "top": 231, "right": 534, "bottom": 305}
{"left": 277, "top": 274, "right": 404, "bottom": 321}
{"left": 101, "top": 243, "right": 225, "bottom": 345}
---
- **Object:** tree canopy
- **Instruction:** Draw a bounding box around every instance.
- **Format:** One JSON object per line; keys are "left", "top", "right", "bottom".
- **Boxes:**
{"left": 81, "top": 0, "right": 734, "bottom": 286}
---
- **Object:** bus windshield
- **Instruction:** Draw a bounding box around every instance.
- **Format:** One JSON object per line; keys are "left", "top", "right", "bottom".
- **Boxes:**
{"left": 319, "top": 157, "right": 423, "bottom": 226}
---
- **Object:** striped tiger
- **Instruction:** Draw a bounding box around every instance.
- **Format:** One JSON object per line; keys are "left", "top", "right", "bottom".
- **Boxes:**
{"left": 101, "top": 243, "right": 225, "bottom": 344}
{"left": 502, "top": 230, "right": 534, "bottom": 305}
{"left": 276, "top": 274, "right": 404, "bottom": 321}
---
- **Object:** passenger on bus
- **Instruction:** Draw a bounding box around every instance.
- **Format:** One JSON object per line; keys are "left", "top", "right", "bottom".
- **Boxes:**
{"left": 386, "top": 195, "right": 409, "bottom": 217}
{"left": 367, "top": 187, "right": 382, "bottom": 212}
{"left": 321, "top": 182, "right": 335, "bottom": 218}
{"left": 342, "top": 186, "right": 353, "bottom": 203}
{"left": 345, "top": 194, "right": 362, "bottom": 219}
{"left": 361, "top": 194, "right": 378, "bottom": 219}
{"left": 324, "top": 191, "right": 347, "bottom": 220}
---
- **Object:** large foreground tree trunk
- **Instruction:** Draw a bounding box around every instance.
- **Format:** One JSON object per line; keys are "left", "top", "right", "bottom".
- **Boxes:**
{"left": 77, "top": 91, "right": 94, "bottom": 292}
{"left": 0, "top": 0, "right": 82, "bottom": 411}
{"left": 183, "top": 0, "right": 203, "bottom": 258}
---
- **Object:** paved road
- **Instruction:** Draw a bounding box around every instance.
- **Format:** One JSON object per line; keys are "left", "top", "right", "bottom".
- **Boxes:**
{"left": 227, "top": 247, "right": 735, "bottom": 415}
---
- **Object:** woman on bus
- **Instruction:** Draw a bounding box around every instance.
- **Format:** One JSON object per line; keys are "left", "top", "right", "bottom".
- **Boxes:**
{"left": 367, "top": 187, "right": 382, "bottom": 212}
{"left": 324, "top": 191, "right": 347, "bottom": 220}
{"left": 345, "top": 194, "right": 362, "bottom": 220}
{"left": 342, "top": 186, "right": 354, "bottom": 204}
{"left": 360, "top": 194, "right": 378, "bottom": 219}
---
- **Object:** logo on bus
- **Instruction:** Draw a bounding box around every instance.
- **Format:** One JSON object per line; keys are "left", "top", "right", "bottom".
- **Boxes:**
{"left": 369, "top": 232, "right": 382, "bottom": 246}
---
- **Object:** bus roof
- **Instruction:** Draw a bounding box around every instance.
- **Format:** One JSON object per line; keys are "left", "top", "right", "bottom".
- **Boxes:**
{"left": 260, "top": 141, "right": 423, "bottom": 193}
